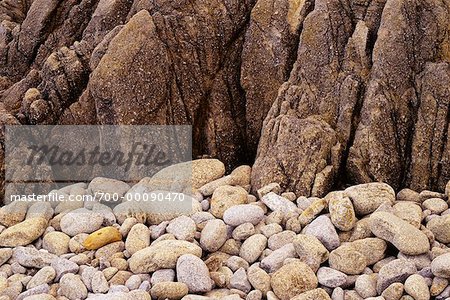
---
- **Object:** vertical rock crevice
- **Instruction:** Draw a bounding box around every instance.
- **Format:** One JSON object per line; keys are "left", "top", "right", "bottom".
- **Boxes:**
{"left": 251, "top": 0, "right": 375, "bottom": 196}
{"left": 347, "top": 0, "right": 450, "bottom": 192}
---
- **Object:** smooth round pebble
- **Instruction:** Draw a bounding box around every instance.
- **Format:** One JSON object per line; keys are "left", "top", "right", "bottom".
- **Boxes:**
{"left": 404, "top": 274, "right": 430, "bottom": 300}
{"left": 223, "top": 204, "right": 265, "bottom": 226}
{"left": 317, "top": 267, "right": 347, "bottom": 288}
{"left": 422, "top": 198, "right": 448, "bottom": 214}
{"left": 200, "top": 219, "right": 228, "bottom": 252}
{"left": 176, "top": 254, "right": 212, "bottom": 293}
{"left": 59, "top": 208, "right": 104, "bottom": 237}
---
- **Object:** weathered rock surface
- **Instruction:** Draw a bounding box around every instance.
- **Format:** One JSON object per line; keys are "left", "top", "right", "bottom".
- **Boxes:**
{"left": 251, "top": 0, "right": 450, "bottom": 196}
{"left": 1, "top": 0, "right": 450, "bottom": 198}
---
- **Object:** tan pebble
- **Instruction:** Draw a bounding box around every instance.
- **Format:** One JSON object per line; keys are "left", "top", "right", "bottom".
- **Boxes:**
{"left": 247, "top": 289, "right": 263, "bottom": 300}
{"left": 393, "top": 202, "right": 422, "bottom": 228}
{"left": 150, "top": 282, "right": 188, "bottom": 300}
{"left": 119, "top": 217, "right": 138, "bottom": 237}
{"left": 200, "top": 219, "right": 228, "bottom": 252}
{"left": 427, "top": 215, "right": 450, "bottom": 244}
{"left": 239, "top": 234, "right": 267, "bottom": 264}
{"left": 298, "top": 199, "right": 327, "bottom": 226}
{"left": 210, "top": 185, "right": 248, "bottom": 218}
{"left": 108, "top": 270, "right": 132, "bottom": 286}
{"left": 285, "top": 217, "right": 302, "bottom": 233}
{"left": 125, "top": 223, "right": 150, "bottom": 255}
{"left": 204, "top": 255, "right": 223, "bottom": 272}
{"left": 270, "top": 261, "right": 318, "bottom": 300}
{"left": 397, "top": 189, "right": 421, "bottom": 203}
{"left": 280, "top": 192, "right": 296, "bottom": 201}
{"left": 0, "top": 276, "right": 7, "bottom": 293}
{"left": 344, "top": 290, "right": 363, "bottom": 300}
{"left": 69, "top": 253, "right": 90, "bottom": 265}
{"left": 293, "top": 234, "right": 329, "bottom": 272}
{"left": 68, "top": 233, "right": 88, "bottom": 253}
{"left": 291, "top": 288, "right": 331, "bottom": 300}
{"left": 0, "top": 217, "right": 48, "bottom": 247}
{"left": 232, "top": 223, "right": 255, "bottom": 240}
{"left": 404, "top": 274, "right": 430, "bottom": 300}
{"left": 423, "top": 198, "right": 448, "bottom": 214}
{"left": 329, "top": 244, "right": 367, "bottom": 275}
{"left": 57, "top": 274, "right": 87, "bottom": 299}
{"left": 348, "top": 218, "right": 373, "bottom": 241}
{"left": 247, "top": 264, "right": 271, "bottom": 295}
{"left": 373, "top": 257, "right": 396, "bottom": 273}
{"left": 266, "top": 211, "right": 284, "bottom": 224}
{"left": 431, "top": 253, "right": 450, "bottom": 278}
{"left": 230, "top": 165, "right": 252, "bottom": 186}
{"left": 381, "top": 282, "right": 404, "bottom": 300}
{"left": 0, "top": 201, "right": 28, "bottom": 227}
{"left": 129, "top": 240, "right": 202, "bottom": 273}
{"left": 102, "top": 267, "right": 119, "bottom": 280}
{"left": 355, "top": 274, "right": 377, "bottom": 298}
{"left": 110, "top": 257, "right": 128, "bottom": 270}
{"left": 0, "top": 248, "right": 12, "bottom": 267}
{"left": 430, "top": 277, "right": 448, "bottom": 296}
{"left": 257, "top": 183, "right": 281, "bottom": 199}
{"left": 344, "top": 183, "right": 395, "bottom": 215}
{"left": 419, "top": 190, "right": 446, "bottom": 202}
{"left": 350, "top": 238, "right": 387, "bottom": 265}
{"left": 370, "top": 212, "right": 429, "bottom": 255}
{"left": 329, "top": 195, "right": 356, "bottom": 231}
{"left": 219, "top": 239, "right": 241, "bottom": 256}
{"left": 27, "top": 266, "right": 56, "bottom": 289}
{"left": 215, "top": 269, "right": 235, "bottom": 287}
{"left": 260, "top": 223, "right": 283, "bottom": 238}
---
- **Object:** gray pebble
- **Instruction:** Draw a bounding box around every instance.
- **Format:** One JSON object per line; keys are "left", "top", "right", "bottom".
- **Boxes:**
{"left": 317, "top": 267, "right": 347, "bottom": 288}
{"left": 57, "top": 274, "right": 88, "bottom": 300}
{"left": 303, "top": 215, "right": 340, "bottom": 251}
{"left": 377, "top": 259, "right": 417, "bottom": 293}
{"left": 223, "top": 204, "right": 265, "bottom": 226}
{"left": 262, "top": 192, "right": 297, "bottom": 215}
{"left": 260, "top": 243, "right": 297, "bottom": 273}
{"left": 91, "top": 271, "right": 109, "bottom": 293}
{"left": 150, "top": 269, "right": 175, "bottom": 285}
{"left": 60, "top": 208, "right": 104, "bottom": 236}
{"left": 176, "top": 254, "right": 212, "bottom": 293}
{"left": 51, "top": 258, "right": 79, "bottom": 281}
{"left": 230, "top": 267, "right": 251, "bottom": 293}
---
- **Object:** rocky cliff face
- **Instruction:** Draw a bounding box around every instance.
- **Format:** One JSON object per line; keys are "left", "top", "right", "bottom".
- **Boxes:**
{"left": 1, "top": 0, "right": 450, "bottom": 197}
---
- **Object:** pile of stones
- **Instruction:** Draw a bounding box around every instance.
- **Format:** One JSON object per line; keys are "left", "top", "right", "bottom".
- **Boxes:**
{"left": 0, "top": 159, "right": 449, "bottom": 300}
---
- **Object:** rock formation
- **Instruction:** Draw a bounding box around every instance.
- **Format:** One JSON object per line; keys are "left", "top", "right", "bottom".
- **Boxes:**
{"left": 1, "top": 0, "right": 450, "bottom": 197}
